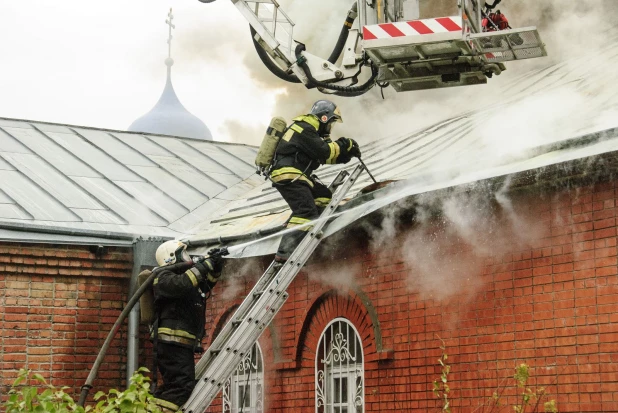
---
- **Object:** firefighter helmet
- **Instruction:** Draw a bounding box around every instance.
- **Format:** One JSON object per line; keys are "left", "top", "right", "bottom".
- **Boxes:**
{"left": 155, "top": 240, "right": 191, "bottom": 267}
{"left": 310, "top": 100, "right": 343, "bottom": 124}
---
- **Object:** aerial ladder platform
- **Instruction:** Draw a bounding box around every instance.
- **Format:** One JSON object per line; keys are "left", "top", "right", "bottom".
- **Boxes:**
{"left": 182, "top": 164, "right": 366, "bottom": 412}
{"left": 199, "top": 0, "right": 547, "bottom": 94}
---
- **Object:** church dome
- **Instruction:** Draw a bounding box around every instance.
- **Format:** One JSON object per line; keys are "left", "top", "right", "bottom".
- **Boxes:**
{"left": 128, "top": 10, "right": 212, "bottom": 141}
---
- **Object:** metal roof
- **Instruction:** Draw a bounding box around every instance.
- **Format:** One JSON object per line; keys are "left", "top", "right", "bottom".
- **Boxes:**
{"left": 0, "top": 119, "right": 259, "bottom": 244}
{"left": 184, "top": 30, "right": 618, "bottom": 257}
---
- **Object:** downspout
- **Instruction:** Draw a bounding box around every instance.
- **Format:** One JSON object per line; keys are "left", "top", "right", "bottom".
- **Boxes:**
{"left": 127, "top": 238, "right": 164, "bottom": 385}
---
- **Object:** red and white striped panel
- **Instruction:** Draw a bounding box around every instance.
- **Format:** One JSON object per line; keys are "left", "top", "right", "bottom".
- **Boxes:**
{"left": 363, "top": 16, "right": 462, "bottom": 40}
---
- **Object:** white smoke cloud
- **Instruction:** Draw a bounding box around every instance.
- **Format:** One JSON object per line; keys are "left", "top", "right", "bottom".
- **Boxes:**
{"left": 229, "top": 0, "right": 618, "bottom": 145}
{"left": 217, "top": 256, "right": 267, "bottom": 302}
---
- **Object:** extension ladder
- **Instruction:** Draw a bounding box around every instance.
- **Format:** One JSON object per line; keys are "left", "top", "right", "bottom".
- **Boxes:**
{"left": 182, "top": 164, "right": 365, "bottom": 412}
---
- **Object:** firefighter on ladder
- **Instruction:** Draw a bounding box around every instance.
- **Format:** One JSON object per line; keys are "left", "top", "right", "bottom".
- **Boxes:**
{"left": 150, "top": 240, "right": 224, "bottom": 412}
{"left": 270, "top": 100, "right": 361, "bottom": 262}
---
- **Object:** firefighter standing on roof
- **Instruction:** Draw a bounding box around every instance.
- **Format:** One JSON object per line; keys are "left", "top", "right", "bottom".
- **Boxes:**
{"left": 270, "top": 100, "right": 361, "bottom": 262}
{"left": 150, "top": 240, "right": 224, "bottom": 412}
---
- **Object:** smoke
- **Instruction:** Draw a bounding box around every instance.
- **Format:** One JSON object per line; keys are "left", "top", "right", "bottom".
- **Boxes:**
{"left": 228, "top": 0, "right": 618, "bottom": 145}
{"left": 308, "top": 260, "right": 363, "bottom": 292}
{"left": 217, "top": 256, "right": 267, "bottom": 302}
{"left": 360, "top": 179, "right": 546, "bottom": 303}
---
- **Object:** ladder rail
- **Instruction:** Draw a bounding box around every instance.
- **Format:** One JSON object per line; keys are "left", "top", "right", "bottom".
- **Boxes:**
{"left": 183, "top": 165, "right": 364, "bottom": 412}
{"left": 194, "top": 169, "right": 351, "bottom": 379}
{"left": 233, "top": 0, "right": 295, "bottom": 64}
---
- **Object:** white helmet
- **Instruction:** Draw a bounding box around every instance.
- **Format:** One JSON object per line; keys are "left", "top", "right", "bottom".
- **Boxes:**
{"left": 155, "top": 240, "right": 191, "bottom": 267}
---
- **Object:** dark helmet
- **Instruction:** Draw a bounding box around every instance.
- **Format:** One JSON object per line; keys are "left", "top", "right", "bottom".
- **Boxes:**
{"left": 310, "top": 100, "right": 343, "bottom": 124}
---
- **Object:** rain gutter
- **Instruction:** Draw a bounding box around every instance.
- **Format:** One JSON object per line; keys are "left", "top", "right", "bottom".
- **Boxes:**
{"left": 0, "top": 222, "right": 137, "bottom": 241}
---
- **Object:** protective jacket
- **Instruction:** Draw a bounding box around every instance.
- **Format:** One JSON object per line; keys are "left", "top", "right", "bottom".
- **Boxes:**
{"left": 270, "top": 115, "right": 355, "bottom": 187}
{"left": 483, "top": 12, "right": 509, "bottom": 31}
{"left": 153, "top": 259, "right": 220, "bottom": 349}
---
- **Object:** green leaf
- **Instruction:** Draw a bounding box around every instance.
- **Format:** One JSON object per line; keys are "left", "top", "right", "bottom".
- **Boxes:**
{"left": 32, "top": 374, "right": 47, "bottom": 384}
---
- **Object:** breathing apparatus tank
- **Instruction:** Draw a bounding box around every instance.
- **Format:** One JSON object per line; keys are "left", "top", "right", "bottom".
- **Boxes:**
{"left": 138, "top": 269, "right": 155, "bottom": 324}
{"left": 255, "top": 116, "right": 288, "bottom": 176}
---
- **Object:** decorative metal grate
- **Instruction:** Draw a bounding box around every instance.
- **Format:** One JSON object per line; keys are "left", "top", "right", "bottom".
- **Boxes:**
{"left": 316, "top": 318, "right": 364, "bottom": 413}
{"left": 223, "top": 343, "right": 264, "bottom": 413}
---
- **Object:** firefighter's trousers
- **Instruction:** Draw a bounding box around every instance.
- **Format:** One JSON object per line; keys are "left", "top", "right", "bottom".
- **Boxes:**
{"left": 275, "top": 179, "right": 332, "bottom": 259}
{"left": 154, "top": 342, "right": 196, "bottom": 409}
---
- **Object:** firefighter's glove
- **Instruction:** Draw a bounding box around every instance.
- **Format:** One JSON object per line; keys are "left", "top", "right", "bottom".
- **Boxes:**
{"left": 349, "top": 140, "right": 361, "bottom": 158}
{"left": 207, "top": 255, "right": 225, "bottom": 274}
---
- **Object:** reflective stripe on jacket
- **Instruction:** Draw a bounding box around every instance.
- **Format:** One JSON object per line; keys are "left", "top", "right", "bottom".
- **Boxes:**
{"left": 270, "top": 115, "right": 345, "bottom": 185}
{"left": 153, "top": 261, "right": 219, "bottom": 349}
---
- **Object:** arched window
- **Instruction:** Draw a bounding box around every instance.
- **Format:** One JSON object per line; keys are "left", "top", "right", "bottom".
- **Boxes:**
{"left": 223, "top": 342, "right": 264, "bottom": 413}
{"left": 316, "top": 318, "right": 364, "bottom": 413}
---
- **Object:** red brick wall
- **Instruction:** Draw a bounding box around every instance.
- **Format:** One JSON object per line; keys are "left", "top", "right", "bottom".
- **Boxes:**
{"left": 0, "top": 242, "right": 133, "bottom": 402}
{"left": 205, "top": 180, "right": 618, "bottom": 412}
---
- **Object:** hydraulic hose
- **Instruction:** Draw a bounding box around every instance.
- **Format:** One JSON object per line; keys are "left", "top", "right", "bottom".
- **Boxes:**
{"left": 327, "top": 3, "right": 358, "bottom": 64}
{"left": 250, "top": 26, "right": 301, "bottom": 84}
{"left": 249, "top": 2, "right": 357, "bottom": 85}
{"left": 295, "top": 43, "right": 379, "bottom": 97}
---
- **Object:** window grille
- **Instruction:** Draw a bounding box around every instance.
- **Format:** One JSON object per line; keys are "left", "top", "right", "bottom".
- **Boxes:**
{"left": 223, "top": 342, "right": 264, "bottom": 413}
{"left": 316, "top": 318, "right": 364, "bottom": 413}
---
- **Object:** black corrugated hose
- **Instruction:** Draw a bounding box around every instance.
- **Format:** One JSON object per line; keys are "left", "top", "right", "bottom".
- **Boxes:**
{"left": 251, "top": 2, "right": 369, "bottom": 94}
{"left": 295, "top": 42, "right": 379, "bottom": 97}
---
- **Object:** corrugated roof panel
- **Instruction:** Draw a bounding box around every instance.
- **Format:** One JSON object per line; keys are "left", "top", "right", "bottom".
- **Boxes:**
{"left": 113, "top": 132, "right": 173, "bottom": 156}
{"left": 151, "top": 137, "right": 237, "bottom": 176}
{"left": 220, "top": 145, "right": 258, "bottom": 164}
{"left": 127, "top": 165, "right": 208, "bottom": 210}
{"left": 0, "top": 119, "right": 32, "bottom": 128}
{"left": 71, "top": 208, "right": 127, "bottom": 225}
{"left": 76, "top": 129, "right": 156, "bottom": 167}
{"left": 195, "top": 144, "right": 256, "bottom": 176}
{"left": 168, "top": 199, "right": 229, "bottom": 233}
{"left": 43, "top": 131, "right": 143, "bottom": 182}
{"left": 3, "top": 126, "right": 100, "bottom": 178}
{"left": 32, "top": 122, "right": 76, "bottom": 133}
{"left": 0, "top": 128, "right": 32, "bottom": 154}
{"left": 115, "top": 181, "right": 188, "bottom": 222}
{"left": 148, "top": 155, "right": 227, "bottom": 197}
{"left": 213, "top": 178, "right": 266, "bottom": 202}
{"left": 0, "top": 170, "right": 79, "bottom": 221}
{"left": 0, "top": 156, "right": 15, "bottom": 170}
{"left": 2, "top": 153, "right": 105, "bottom": 209}
{"left": 203, "top": 172, "right": 242, "bottom": 188}
{"left": 0, "top": 189, "right": 14, "bottom": 203}
{"left": 72, "top": 177, "right": 169, "bottom": 227}
{"left": 0, "top": 204, "right": 32, "bottom": 220}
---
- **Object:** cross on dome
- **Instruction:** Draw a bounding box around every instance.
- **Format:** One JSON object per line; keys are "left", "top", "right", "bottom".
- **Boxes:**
{"left": 127, "top": 8, "right": 213, "bottom": 140}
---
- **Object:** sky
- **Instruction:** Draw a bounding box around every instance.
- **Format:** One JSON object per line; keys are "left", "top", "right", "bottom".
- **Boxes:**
{"left": 1, "top": 0, "right": 617, "bottom": 145}
{"left": 0, "top": 0, "right": 278, "bottom": 143}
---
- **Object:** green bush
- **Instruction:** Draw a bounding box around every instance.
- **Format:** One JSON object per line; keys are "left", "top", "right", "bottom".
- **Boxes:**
{"left": 3, "top": 368, "right": 163, "bottom": 413}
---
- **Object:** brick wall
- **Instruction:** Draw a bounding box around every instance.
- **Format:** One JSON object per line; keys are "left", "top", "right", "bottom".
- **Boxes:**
{"left": 204, "top": 179, "right": 618, "bottom": 412}
{"left": 0, "top": 242, "right": 133, "bottom": 402}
